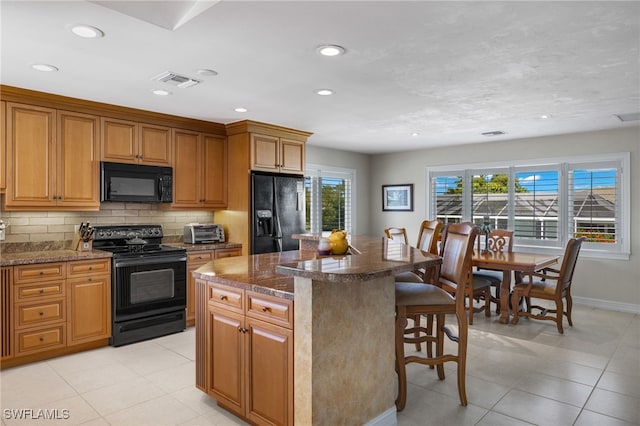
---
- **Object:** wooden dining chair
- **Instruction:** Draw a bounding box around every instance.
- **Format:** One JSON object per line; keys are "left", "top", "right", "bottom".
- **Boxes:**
{"left": 473, "top": 229, "right": 514, "bottom": 314}
{"left": 510, "top": 237, "right": 585, "bottom": 333}
{"left": 395, "top": 221, "right": 478, "bottom": 410}
{"left": 384, "top": 227, "right": 409, "bottom": 244}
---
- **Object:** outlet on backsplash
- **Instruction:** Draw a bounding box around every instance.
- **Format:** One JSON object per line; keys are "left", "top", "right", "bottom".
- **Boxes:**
{"left": 0, "top": 220, "right": 6, "bottom": 241}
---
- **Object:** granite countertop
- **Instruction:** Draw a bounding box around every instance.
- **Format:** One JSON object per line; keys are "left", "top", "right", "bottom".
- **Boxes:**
{"left": 1, "top": 249, "right": 113, "bottom": 266}
{"left": 164, "top": 242, "right": 243, "bottom": 252}
{"left": 193, "top": 235, "right": 441, "bottom": 300}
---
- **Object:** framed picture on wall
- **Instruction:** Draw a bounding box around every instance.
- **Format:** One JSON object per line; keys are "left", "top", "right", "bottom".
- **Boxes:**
{"left": 382, "top": 184, "right": 413, "bottom": 211}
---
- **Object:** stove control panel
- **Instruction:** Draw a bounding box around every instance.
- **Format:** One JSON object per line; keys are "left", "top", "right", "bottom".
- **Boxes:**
{"left": 93, "top": 225, "right": 164, "bottom": 241}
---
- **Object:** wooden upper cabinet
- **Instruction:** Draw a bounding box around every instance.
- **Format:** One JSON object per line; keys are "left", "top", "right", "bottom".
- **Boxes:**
{"left": 4, "top": 104, "right": 100, "bottom": 210}
{"left": 250, "top": 133, "right": 304, "bottom": 175}
{"left": 101, "top": 118, "right": 172, "bottom": 166}
{"left": 57, "top": 111, "right": 100, "bottom": 208}
{"left": 139, "top": 123, "right": 172, "bottom": 166}
{"left": 202, "top": 133, "right": 227, "bottom": 207}
{"left": 173, "top": 129, "right": 227, "bottom": 209}
{"left": 1, "top": 101, "right": 6, "bottom": 193}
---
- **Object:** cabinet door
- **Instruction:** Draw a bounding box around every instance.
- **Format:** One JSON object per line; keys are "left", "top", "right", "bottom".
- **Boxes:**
{"left": 101, "top": 117, "right": 138, "bottom": 164}
{"left": 139, "top": 123, "right": 172, "bottom": 166}
{"left": 279, "top": 138, "right": 305, "bottom": 175}
{"left": 202, "top": 134, "right": 227, "bottom": 208}
{"left": 246, "top": 318, "right": 293, "bottom": 426}
{"left": 208, "top": 305, "right": 245, "bottom": 417}
{"left": 67, "top": 274, "right": 111, "bottom": 345}
{"left": 1, "top": 101, "right": 6, "bottom": 193}
{"left": 57, "top": 111, "right": 100, "bottom": 208}
{"left": 173, "top": 129, "right": 202, "bottom": 207}
{"left": 250, "top": 134, "right": 279, "bottom": 172}
{"left": 6, "top": 103, "right": 56, "bottom": 207}
{"left": 186, "top": 251, "right": 214, "bottom": 325}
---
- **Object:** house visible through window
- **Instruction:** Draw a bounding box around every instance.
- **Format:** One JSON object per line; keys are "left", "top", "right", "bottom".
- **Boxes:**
{"left": 305, "top": 165, "right": 355, "bottom": 236}
{"left": 427, "top": 153, "right": 629, "bottom": 259}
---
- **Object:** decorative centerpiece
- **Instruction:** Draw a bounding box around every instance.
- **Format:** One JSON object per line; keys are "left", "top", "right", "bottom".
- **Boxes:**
{"left": 328, "top": 229, "right": 349, "bottom": 255}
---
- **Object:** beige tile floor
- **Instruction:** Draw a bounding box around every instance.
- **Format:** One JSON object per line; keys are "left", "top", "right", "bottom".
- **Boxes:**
{"left": 1, "top": 304, "right": 638, "bottom": 425}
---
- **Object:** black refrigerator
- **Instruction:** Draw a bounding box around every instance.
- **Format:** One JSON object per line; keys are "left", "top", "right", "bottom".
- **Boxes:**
{"left": 251, "top": 171, "right": 306, "bottom": 254}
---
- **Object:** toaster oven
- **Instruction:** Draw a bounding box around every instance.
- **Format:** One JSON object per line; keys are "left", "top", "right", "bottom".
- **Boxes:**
{"left": 184, "top": 224, "right": 225, "bottom": 244}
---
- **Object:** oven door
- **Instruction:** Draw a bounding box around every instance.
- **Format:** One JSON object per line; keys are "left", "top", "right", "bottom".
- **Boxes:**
{"left": 113, "top": 253, "right": 187, "bottom": 321}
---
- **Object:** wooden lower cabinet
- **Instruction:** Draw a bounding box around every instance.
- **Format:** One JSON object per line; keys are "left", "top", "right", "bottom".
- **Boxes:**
{"left": 2, "top": 258, "right": 111, "bottom": 368}
{"left": 186, "top": 248, "right": 242, "bottom": 326}
{"left": 199, "top": 281, "right": 293, "bottom": 426}
{"left": 66, "top": 259, "right": 111, "bottom": 345}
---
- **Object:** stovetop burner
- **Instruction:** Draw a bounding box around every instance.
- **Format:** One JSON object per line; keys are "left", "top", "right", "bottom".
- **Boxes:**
{"left": 92, "top": 224, "right": 185, "bottom": 258}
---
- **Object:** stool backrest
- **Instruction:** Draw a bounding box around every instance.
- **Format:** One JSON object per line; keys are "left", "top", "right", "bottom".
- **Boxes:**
{"left": 439, "top": 222, "right": 479, "bottom": 295}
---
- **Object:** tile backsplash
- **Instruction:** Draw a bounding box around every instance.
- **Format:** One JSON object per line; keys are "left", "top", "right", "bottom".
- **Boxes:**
{"left": 0, "top": 202, "right": 214, "bottom": 247}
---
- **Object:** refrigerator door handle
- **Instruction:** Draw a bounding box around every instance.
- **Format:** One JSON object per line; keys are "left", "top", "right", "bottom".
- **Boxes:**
{"left": 273, "top": 177, "right": 283, "bottom": 252}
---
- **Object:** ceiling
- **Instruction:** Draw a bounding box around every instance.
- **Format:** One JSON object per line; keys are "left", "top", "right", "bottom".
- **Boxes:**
{"left": 1, "top": 1, "right": 638, "bottom": 154}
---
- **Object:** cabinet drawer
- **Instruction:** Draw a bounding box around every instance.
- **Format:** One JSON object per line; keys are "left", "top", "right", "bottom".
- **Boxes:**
{"left": 68, "top": 258, "right": 111, "bottom": 277}
{"left": 16, "top": 299, "right": 65, "bottom": 328}
{"left": 214, "top": 248, "right": 242, "bottom": 259}
{"left": 16, "top": 325, "right": 65, "bottom": 354}
{"left": 209, "top": 284, "right": 244, "bottom": 313}
{"left": 15, "top": 281, "right": 65, "bottom": 302}
{"left": 188, "top": 251, "right": 213, "bottom": 263}
{"left": 15, "top": 263, "right": 65, "bottom": 283}
{"left": 246, "top": 291, "right": 293, "bottom": 329}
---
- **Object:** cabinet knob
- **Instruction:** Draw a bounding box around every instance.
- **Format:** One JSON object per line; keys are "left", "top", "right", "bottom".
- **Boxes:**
{"left": 39, "top": 311, "right": 44, "bottom": 316}
{"left": 39, "top": 271, "right": 44, "bottom": 275}
{"left": 88, "top": 266, "right": 93, "bottom": 270}
{"left": 219, "top": 295, "right": 227, "bottom": 301}
{"left": 39, "top": 289, "right": 45, "bottom": 294}
{"left": 39, "top": 336, "right": 45, "bottom": 342}
{"left": 262, "top": 306, "right": 271, "bottom": 313}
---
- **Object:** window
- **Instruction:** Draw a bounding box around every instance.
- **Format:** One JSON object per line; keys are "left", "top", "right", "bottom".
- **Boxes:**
{"left": 305, "top": 164, "right": 355, "bottom": 236}
{"left": 427, "top": 153, "right": 630, "bottom": 259}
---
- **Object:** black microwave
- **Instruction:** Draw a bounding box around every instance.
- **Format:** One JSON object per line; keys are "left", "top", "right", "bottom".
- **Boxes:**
{"left": 101, "top": 162, "right": 173, "bottom": 203}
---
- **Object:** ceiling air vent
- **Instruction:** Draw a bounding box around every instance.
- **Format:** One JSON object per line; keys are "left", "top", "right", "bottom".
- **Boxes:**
{"left": 152, "top": 71, "right": 201, "bottom": 88}
{"left": 614, "top": 112, "right": 640, "bottom": 122}
{"left": 481, "top": 130, "right": 505, "bottom": 136}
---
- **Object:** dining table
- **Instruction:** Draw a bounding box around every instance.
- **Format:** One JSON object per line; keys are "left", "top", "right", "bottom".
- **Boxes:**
{"left": 472, "top": 250, "right": 560, "bottom": 324}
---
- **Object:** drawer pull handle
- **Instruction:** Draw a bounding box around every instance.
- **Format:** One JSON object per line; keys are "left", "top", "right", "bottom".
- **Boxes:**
{"left": 220, "top": 295, "right": 227, "bottom": 301}
{"left": 238, "top": 327, "right": 248, "bottom": 334}
{"left": 262, "top": 306, "right": 271, "bottom": 313}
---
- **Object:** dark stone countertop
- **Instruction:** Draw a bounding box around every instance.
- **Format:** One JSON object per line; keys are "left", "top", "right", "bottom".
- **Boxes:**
{"left": 193, "top": 235, "right": 441, "bottom": 300}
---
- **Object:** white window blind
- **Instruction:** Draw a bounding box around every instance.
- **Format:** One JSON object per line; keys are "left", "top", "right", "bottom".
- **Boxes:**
{"left": 568, "top": 161, "right": 621, "bottom": 253}
{"left": 305, "top": 165, "right": 355, "bottom": 236}
{"left": 426, "top": 153, "right": 630, "bottom": 259}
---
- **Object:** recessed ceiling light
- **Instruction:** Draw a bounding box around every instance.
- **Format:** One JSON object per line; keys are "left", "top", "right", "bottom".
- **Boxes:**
{"left": 317, "top": 45, "right": 346, "bottom": 57}
{"left": 197, "top": 69, "right": 218, "bottom": 77}
{"left": 314, "top": 89, "right": 334, "bottom": 96}
{"left": 152, "top": 89, "right": 171, "bottom": 96}
{"left": 71, "top": 24, "right": 104, "bottom": 39}
{"left": 411, "top": 132, "right": 420, "bottom": 137}
{"left": 31, "top": 64, "right": 58, "bottom": 72}
{"left": 539, "top": 114, "right": 551, "bottom": 119}
{"left": 234, "top": 107, "right": 248, "bottom": 113}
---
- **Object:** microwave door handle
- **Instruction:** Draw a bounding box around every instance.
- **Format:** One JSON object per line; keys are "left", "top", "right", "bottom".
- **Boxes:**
{"left": 158, "top": 177, "right": 164, "bottom": 200}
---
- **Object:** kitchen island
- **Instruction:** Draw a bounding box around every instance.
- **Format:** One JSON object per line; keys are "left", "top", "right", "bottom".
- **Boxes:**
{"left": 193, "top": 235, "right": 441, "bottom": 425}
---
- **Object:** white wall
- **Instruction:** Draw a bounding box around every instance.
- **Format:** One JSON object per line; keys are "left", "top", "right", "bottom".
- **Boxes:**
{"left": 305, "top": 144, "right": 371, "bottom": 235}
{"left": 369, "top": 126, "right": 640, "bottom": 311}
